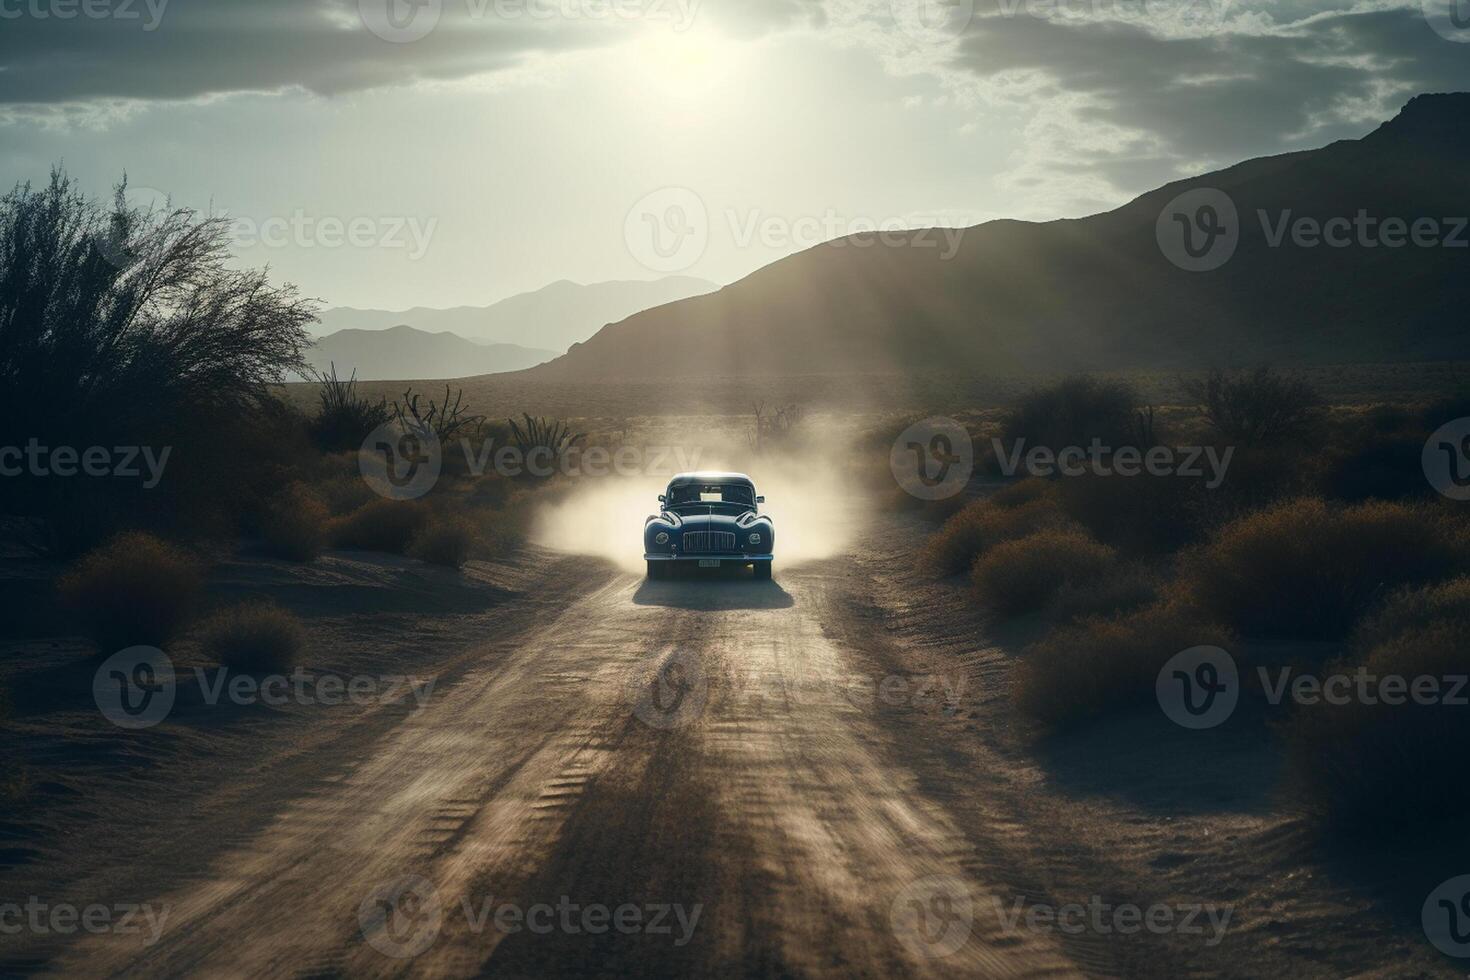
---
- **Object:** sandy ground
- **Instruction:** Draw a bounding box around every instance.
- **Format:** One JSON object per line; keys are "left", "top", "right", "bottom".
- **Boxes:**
{"left": 0, "top": 512, "right": 1463, "bottom": 977}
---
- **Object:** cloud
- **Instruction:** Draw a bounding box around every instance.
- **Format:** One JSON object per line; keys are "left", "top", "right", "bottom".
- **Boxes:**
{"left": 0, "top": 0, "right": 819, "bottom": 106}
{"left": 939, "top": 5, "right": 1470, "bottom": 209}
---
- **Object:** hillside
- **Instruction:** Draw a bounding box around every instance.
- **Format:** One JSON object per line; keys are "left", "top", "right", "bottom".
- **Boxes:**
{"left": 305, "top": 326, "right": 555, "bottom": 381}
{"left": 526, "top": 94, "right": 1470, "bottom": 380}
{"left": 313, "top": 277, "right": 719, "bottom": 352}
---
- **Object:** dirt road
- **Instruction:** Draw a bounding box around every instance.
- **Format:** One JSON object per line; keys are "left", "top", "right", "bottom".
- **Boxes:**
{"left": 16, "top": 543, "right": 1110, "bottom": 979}
{"left": 9, "top": 525, "right": 1446, "bottom": 978}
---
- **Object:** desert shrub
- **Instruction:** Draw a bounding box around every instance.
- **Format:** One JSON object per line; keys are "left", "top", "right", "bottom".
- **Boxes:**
{"left": 259, "top": 483, "right": 330, "bottom": 562}
{"left": 751, "top": 402, "right": 806, "bottom": 453}
{"left": 988, "top": 477, "right": 1053, "bottom": 509}
{"left": 307, "top": 364, "right": 391, "bottom": 452}
{"left": 925, "top": 490, "right": 1072, "bottom": 576}
{"left": 1182, "top": 498, "right": 1468, "bottom": 640}
{"left": 198, "top": 601, "right": 304, "bottom": 673}
{"left": 970, "top": 529, "right": 1116, "bottom": 617}
{"left": 396, "top": 386, "right": 487, "bottom": 443}
{"left": 1181, "top": 366, "right": 1318, "bottom": 445}
{"left": 1352, "top": 577, "right": 1470, "bottom": 655}
{"left": 0, "top": 169, "right": 314, "bottom": 542}
{"left": 1015, "top": 599, "right": 1232, "bottom": 728}
{"left": 1284, "top": 624, "right": 1468, "bottom": 832}
{"left": 331, "top": 499, "right": 429, "bottom": 554}
{"left": 408, "top": 516, "right": 479, "bottom": 569}
{"left": 310, "top": 470, "right": 379, "bottom": 517}
{"left": 1049, "top": 565, "right": 1161, "bottom": 623}
{"left": 1001, "top": 376, "right": 1140, "bottom": 451}
{"left": 1055, "top": 470, "right": 1206, "bottom": 556}
{"left": 57, "top": 532, "right": 204, "bottom": 650}
{"left": 1189, "top": 444, "right": 1312, "bottom": 530}
{"left": 1318, "top": 434, "right": 1434, "bottom": 503}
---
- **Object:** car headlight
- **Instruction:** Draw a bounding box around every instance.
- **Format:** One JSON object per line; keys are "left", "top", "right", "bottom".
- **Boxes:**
{"left": 655, "top": 532, "right": 670, "bottom": 545}
{"left": 748, "top": 532, "right": 762, "bottom": 545}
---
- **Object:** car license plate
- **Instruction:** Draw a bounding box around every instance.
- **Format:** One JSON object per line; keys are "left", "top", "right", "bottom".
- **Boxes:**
{"left": 698, "top": 559, "right": 721, "bottom": 568}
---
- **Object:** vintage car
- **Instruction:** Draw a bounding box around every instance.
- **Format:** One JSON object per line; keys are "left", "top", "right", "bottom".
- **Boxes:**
{"left": 644, "top": 472, "right": 774, "bottom": 579}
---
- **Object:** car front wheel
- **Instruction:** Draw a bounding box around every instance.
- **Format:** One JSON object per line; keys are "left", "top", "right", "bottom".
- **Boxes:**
{"left": 752, "top": 561, "right": 772, "bottom": 580}
{"left": 647, "top": 560, "right": 666, "bottom": 580}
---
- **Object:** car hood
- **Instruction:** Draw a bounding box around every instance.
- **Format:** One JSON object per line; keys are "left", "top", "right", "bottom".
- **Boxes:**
{"left": 660, "top": 510, "right": 766, "bottom": 530}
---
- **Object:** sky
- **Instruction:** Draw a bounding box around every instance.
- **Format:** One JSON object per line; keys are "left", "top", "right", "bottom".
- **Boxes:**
{"left": 1, "top": 0, "right": 1468, "bottom": 310}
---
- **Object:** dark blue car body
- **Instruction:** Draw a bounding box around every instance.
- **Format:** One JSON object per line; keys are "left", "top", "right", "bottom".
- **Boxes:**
{"left": 644, "top": 472, "right": 774, "bottom": 579}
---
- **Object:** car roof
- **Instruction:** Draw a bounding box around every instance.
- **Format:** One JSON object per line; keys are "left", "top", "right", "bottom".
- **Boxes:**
{"left": 667, "top": 471, "right": 754, "bottom": 487}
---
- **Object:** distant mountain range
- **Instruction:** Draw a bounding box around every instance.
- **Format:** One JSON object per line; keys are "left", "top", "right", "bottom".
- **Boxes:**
{"left": 313, "top": 277, "right": 720, "bottom": 353}
{"left": 524, "top": 93, "right": 1470, "bottom": 380}
{"left": 304, "top": 326, "right": 555, "bottom": 382}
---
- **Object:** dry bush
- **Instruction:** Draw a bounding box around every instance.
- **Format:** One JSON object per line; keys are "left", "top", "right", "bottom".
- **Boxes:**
{"left": 1181, "top": 366, "right": 1318, "bottom": 445}
{"left": 925, "top": 487, "right": 1073, "bottom": 576}
{"left": 259, "top": 483, "right": 330, "bottom": 562}
{"left": 1182, "top": 498, "right": 1467, "bottom": 640}
{"left": 988, "top": 478, "right": 1053, "bottom": 509}
{"left": 1002, "top": 376, "right": 1140, "bottom": 450}
{"left": 198, "top": 601, "right": 305, "bottom": 674}
{"left": 1055, "top": 471, "right": 1206, "bottom": 557}
{"left": 1284, "top": 624, "right": 1467, "bottom": 833}
{"left": 1015, "top": 600, "right": 1232, "bottom": 728}
{"left": 307, "top": 363, "right": 391, "bottom": 452}
{"left": 1049, "top": 565, "right": 1161, "bottom": 623}
{"left": 1317, "top": 434, "right": 1434, "bottom": 503}
{"left": 310, "top": 468, "right": 378, "bottom": 517}
{"left": 331, "top": 499, "right": 429, "bottom": 555}
{"left": 970, "top": 529, "right": 1116, "bottom": 617}
{"left": 57, "top": 532, "right": 204, "bottom": 651}
{"left": 408, "top": 516, "right": 479, "bottom": 569}
{"left": 1352, "top": 577, "right": 1470, "bottom": 656}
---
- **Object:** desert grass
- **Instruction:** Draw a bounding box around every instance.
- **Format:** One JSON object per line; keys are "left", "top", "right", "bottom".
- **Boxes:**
{"left": 197, "top": 601, "right": 305, "bottom": 674}
{"left": 57, "top": 532, "right": 205, "bottom": 651}
{"left": 970, "top": 528, "right": 1116, "bottom": 617}
{"left": 1180, "top": 498, "right": 1468, "bottom": 641}
{"left": 1014, "top": 599, "right": 1233, "bottom": 728}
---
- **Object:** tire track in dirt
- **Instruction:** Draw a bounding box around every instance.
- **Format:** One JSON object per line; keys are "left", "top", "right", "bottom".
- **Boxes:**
{"left": 39, "top": 561, "right": 1089, "bottom": 978}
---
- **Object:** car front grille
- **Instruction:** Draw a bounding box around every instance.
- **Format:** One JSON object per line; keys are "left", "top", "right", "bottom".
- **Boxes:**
{"left": 681, "top": 531, "right": 737, "bottom": 553}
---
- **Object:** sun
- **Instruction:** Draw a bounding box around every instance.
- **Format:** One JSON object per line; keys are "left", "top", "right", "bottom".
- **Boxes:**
{"left": 621, "top": 26, "right": 743, "bottom": 101}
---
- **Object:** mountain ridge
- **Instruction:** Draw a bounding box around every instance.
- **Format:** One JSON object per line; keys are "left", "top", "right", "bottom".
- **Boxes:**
{"left": 303, "top": 325, "right": 556, "bottom": 382}
{"left": 312, "top": 276, "right": 720, "bottom": 353}
{"left": 525, "top": 94, "right": 1470, "bottom": 381}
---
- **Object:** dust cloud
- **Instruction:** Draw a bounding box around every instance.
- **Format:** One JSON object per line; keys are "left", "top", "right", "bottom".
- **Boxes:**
{"left": 530, "top": 422, "right": 869, "bottom": 573}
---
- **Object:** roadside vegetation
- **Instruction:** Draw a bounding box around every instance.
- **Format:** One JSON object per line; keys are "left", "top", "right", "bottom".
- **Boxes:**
{"left": 913, "top": 370, "right": 1470, "bottom": 836}
{"left": 198, "top": 601, "right": 306, "bottom": 674}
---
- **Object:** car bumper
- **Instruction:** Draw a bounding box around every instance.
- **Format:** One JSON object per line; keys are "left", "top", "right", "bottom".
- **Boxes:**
{"left": 644, "top": 553, "right": 774, "bottom": 563}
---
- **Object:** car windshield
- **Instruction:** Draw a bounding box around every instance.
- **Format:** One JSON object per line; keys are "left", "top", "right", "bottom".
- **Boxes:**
{"left": 665, "top": 483, "right": 755, "bottom": 515}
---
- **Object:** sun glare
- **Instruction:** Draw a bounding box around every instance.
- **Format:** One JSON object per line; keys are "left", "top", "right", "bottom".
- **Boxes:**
{"left": 621, "top": 27, "right": 743, "bottom": 102}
